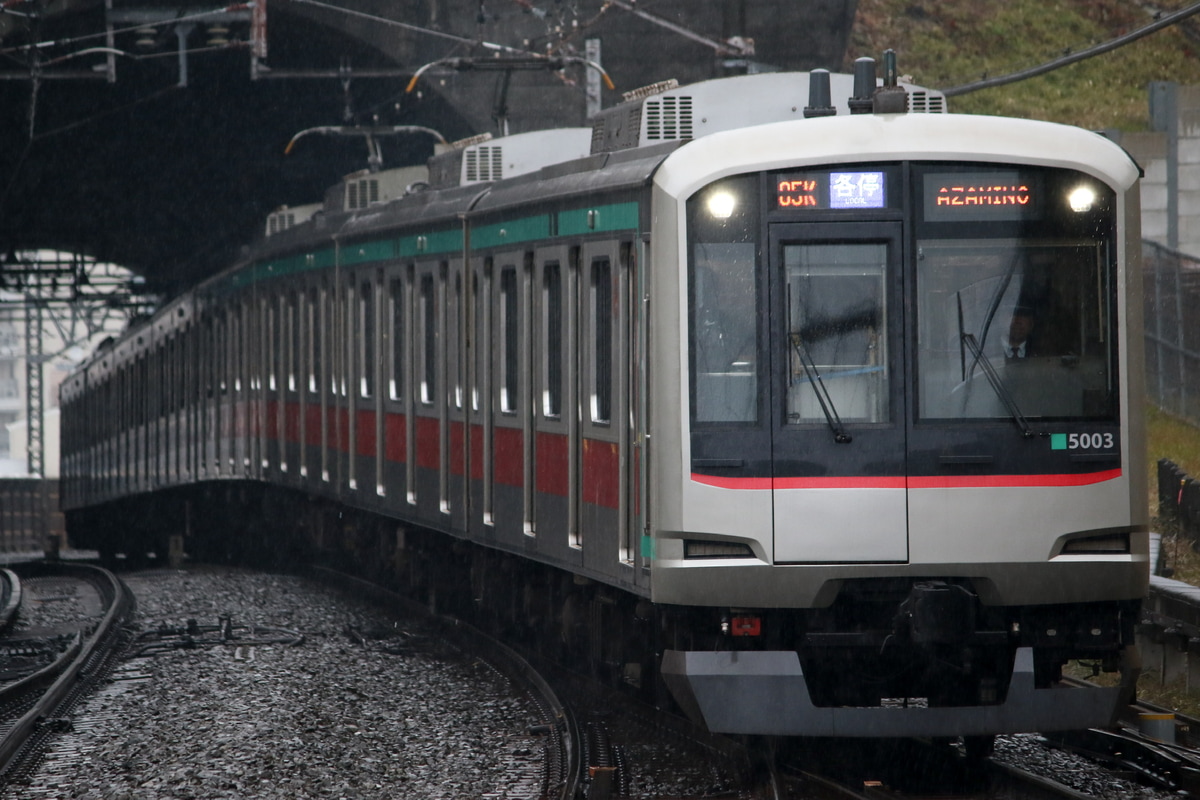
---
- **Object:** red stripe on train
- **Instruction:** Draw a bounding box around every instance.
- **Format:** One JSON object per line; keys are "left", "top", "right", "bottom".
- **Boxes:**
{"left": 584, "top": 438, "right": 620, "bottom": 509}
{"left": 450, "top": 422, "right": 465, "bottom": 476}
{"left": 416, "top": 416, "right": 439, "bottom": 470}
{"left": 384, "top": 413, "right": 406, "bottom": 462}
{"left": 493, "top": 426, "right": 523, "bottom": 487}
{"left": 536, "top": 431, "right": 569, "bottom": 497}
{"left": 691, "top": 469, "right": 1122, "bottom": 490}
{"left": 356, "top": 409, "right": 375, "bottom": 457}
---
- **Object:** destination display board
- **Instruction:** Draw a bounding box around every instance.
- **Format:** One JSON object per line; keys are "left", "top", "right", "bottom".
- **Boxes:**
{"left": 775, "top": 171, "right": 888, "bottom": 211}
{"left": 923, "top": 172, "right": 1039, "bottom": 221}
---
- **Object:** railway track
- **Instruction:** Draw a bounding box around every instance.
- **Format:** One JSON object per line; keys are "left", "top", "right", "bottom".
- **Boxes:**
{"left": 311, "top": 565, "right": 580, "bottom": 800}
{"left": 779, "top": 735, "right": 1162, "bottom": 800}
{"left": 0, "top": 561, "right": 132, "bottom": 784}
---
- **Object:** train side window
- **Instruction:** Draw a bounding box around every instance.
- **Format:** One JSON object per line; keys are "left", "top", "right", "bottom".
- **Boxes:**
{"left": 231, "top": 306, "right": 242, "bottom": 393}
{"left": 308, "top": 287, "right": 321, "bottom": 395}
{"left": 686, "top": 175, "right": 760, "bottom": 425}
{"left": 389, "top": 277, "right": 405, "bottom": 402}
{"left": 590, "top": 257, "right": 612, "bottom": 424}
{"left": 217, "top": 313, "right": 228, "bottom": 395}
{"left": 287, "top": 292, "right": 299, "bottom": 393}
{"left": 360, "top": 279, "right": 374, "bottom": 398}
{"left": 449, "top": 271, "right": 463, "bottom": 410}
{"left": 268, "top": 297, "right": 279, "bottom": 392}
{"left": 420, "top": 273, "right": 437, "bottom": 405}
{"left": 542, "top": 262, "right": 563, "bottom": 419}
{"left": 500, "top": 266, "right": 519, "bottom": 414}
{"left": 474, "top": 265, "right": 488, "bottom": 413}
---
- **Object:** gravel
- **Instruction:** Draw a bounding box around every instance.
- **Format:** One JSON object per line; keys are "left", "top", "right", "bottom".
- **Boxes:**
{"left": 7, "top": 566, "right": 548, "bottom": 800}
{"left": 992, "top": 733, "right": 1180, "bottom": 800}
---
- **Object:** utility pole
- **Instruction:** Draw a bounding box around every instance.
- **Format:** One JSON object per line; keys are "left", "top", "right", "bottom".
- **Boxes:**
{"left": 1, "top": 250, "right": 157, "bottom": 477}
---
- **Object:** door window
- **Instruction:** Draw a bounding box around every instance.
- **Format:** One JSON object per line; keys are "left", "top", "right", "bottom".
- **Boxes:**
{"left": 784, "top": 243, "right": 888, "bottom": 426}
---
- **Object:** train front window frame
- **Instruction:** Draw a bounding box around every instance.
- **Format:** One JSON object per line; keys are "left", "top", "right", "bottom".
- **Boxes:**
{"left": 912, "top": 163, "right": 1118, "bottom": 423}
{"left": 687, "top": 174, "right": 761, "bottom": 427}
{"left": 685, "top": 163, "right": 1119, "bottom": 436}
{"left": 784, "top": 241, "right": 889, "bottom": 426}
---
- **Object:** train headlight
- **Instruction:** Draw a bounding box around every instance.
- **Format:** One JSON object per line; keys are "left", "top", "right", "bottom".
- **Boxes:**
{"left": 1067, "top": 185, "right": 1097, "bottom": 213}
{"left": 707, "top": 191, "right": 737, "bottom": 219}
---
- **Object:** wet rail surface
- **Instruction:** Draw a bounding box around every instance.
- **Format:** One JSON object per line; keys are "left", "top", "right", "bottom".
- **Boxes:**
{"left": 0, "top": 562, "right": 131, "bottom": 784}
{"left": 7, "top": 561, "right": 1200, "bottom": 798}
{"left": 3, "top": 565, "right": 570, "bottom": 798}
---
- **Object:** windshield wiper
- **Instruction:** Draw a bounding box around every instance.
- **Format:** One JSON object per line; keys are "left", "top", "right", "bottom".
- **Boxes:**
{"left": 789, "top": 332, "right": 852, "bottom": 444}
{"left": 960, "top": 333, "right": 1034, "bottom": 438}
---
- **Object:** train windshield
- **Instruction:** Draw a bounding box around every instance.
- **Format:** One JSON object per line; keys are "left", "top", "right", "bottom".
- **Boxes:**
{"left": 915, "top": 239, "right": 1114, "bottom": 421}
{"left": 685, "top": 163, "right": 1119, "bottom": 435}
{"left": 914, "top": 165, "right": 1118, "bottom": 422}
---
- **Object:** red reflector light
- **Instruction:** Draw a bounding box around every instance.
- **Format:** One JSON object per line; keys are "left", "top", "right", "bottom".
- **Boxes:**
{"left": 731, "top": 616, "right": 761, "bottom": 636}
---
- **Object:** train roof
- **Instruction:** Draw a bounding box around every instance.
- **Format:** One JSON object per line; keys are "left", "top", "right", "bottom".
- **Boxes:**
{"left": 654, "top": 111, "right": 1142, "bottom": 201}
{"left": 589, "top": 70, "right": 945, "bottom": 154}
{"left": 262, "top": 70, "right": 951, "bottom": 246}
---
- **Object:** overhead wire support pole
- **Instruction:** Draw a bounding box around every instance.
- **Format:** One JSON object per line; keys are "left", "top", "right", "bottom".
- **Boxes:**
{"left": 23, "top": 293, "right": 43, "bottom": 478}
{"left": 942, "top": 1, "right": 1200, "bottom": 97}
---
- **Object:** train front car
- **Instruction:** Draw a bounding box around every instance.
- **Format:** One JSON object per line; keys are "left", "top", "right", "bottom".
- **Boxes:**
{"left": 651, "top": 109, "right": 1147, "bottom": 739}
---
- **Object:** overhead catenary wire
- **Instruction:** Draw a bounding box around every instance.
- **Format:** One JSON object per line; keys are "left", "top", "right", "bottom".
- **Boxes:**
{"left": 942, "top": 1, "right": 1200, "bottom": 97}
{"left": 602, "top": 0, "right": 753, "bottom": 57}
{"left": 0, "top": 2, "right": 258, "bottom": 56}
{"left": 286, "top": 0, "right": 540, "bottom": 57}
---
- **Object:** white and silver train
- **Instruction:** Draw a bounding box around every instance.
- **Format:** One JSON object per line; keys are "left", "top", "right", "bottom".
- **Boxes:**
{"left": 61, "top": 60, "right": 1148, "bottom": 745}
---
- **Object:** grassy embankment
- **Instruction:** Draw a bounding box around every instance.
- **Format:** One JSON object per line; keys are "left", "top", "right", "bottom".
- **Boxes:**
{"left": 1102, "top": 404, "right": 1200, "bottom": 712}
{"left": 1149, "top": 404, "right": 1200, "bottom": 580}
{"left": 849, "top": 0, "right": 1200, "bottom": 131}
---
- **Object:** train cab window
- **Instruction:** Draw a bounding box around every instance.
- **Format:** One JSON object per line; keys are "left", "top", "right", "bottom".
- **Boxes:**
{"left": 687, "top": 175, "right": 760, "bottom": 424}
{"left": 590, "top": 257, "right": 613, "bottom": 424}
{"left": 500, "top": 267, "right": 519, "bottom": 414}
{"left": 914, "top": 165, "right": 1117, "bottom": 421}
{"left": 542, "top": 262, "right": 563, "bottom": 419}
{"left": 389, "top": 278, "right": 405, "bottom": 402}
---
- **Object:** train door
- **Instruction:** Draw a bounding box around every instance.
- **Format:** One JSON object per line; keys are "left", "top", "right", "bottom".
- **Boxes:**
{"left": 446, "top": 258, "right": 467, "bottom": 529}
{"left": 473, "top": 258, "right": 494, "bottom": 539}
{"left": 491, "top": 253, "right": 532, "bottom": 545}
{"left": 381, "top": 266, "right": 411, "bottom": 506}
{"left": 579, "top": 241, "right": 623, "bottom": 568}
{"left": 413, "top": 261, "right": 443, "bottom": 524}
{"left": 532, "top": 246, "right": 575, "bottom": 557}
{"left": 767, "top": 221, "right": 908, "bottom": 562}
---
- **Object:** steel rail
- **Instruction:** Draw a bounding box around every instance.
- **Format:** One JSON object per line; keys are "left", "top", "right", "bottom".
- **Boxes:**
{"left": 0, "top": 562, "right": 130, "bottom": 776}
{"left": 310, "top": 565, "right": 581, "bottom": 800}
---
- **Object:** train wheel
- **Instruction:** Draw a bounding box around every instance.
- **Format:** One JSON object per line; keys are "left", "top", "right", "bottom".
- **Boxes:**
{"left": 962, "top": 734, "right": 995, "bottom": 761}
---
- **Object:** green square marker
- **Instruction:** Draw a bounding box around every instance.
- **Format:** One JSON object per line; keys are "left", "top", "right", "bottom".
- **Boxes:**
{"left": 1050, "top": 433, "right": 1068, "bottom": 450}
{"left": 640, "top": 535, "right": 655, "bottom": 559}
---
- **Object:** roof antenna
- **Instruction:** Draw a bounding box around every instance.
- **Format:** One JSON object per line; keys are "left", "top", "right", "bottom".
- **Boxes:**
{"left": 873, "top": 49, "right": 908, "bottom": 114}
{"left": 848, "top": 57, "right": 876, "bottom": 115}
{"left": 803, "top": 69, "right": 837, "bottom": 118}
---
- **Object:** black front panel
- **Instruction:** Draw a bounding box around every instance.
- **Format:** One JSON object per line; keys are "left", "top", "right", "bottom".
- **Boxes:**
{"left": 908, "top": 164, "right": 1119, "bottom": 478}
{"left": 686, "top": 163, "right": 1121, "bottom": 484}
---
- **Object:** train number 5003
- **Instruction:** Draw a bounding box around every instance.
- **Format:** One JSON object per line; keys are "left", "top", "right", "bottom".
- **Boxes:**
{"left": 1068, "top": 432, "right": 1115, "bottom": 450}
